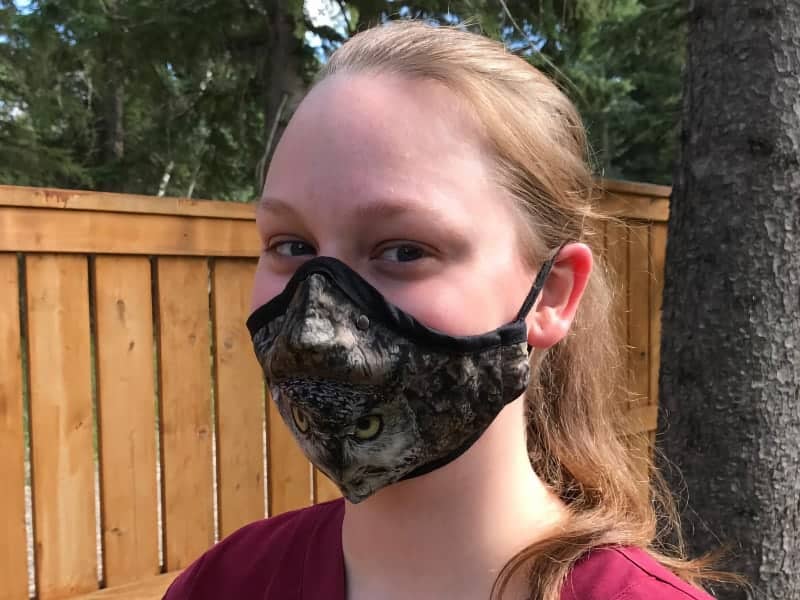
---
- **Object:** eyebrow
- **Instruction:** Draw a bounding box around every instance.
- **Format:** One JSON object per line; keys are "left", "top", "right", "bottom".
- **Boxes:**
{"left": 259, "top": 195, "right": 452, "bottom": 224}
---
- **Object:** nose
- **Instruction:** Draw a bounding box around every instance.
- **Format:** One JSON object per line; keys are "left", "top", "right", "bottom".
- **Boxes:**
{"left": 284, "top": 274, "right": 355, "bottom": 351}
{"left": 267, "top": 273, "right": 383, "bottom": 384}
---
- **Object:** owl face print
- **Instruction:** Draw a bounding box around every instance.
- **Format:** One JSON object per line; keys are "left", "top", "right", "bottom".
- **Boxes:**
{"left": 272, "top": 378, "right": 423, "bottom": 502}
{"left": 247, "top": 257, "right": 535, "bottom": 503}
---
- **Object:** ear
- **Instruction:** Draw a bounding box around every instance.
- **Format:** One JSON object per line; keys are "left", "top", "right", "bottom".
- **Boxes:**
{"left": 526, "top": 243, "right": 593, "bottom": 350}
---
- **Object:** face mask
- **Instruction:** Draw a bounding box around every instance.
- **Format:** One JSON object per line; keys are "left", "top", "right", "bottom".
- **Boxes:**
{"left": 246, "top": 256, "right": 555, "bottom": 503}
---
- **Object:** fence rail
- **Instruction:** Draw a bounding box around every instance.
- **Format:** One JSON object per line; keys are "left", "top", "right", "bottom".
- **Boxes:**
{"left": 0, "top": 179, "right": 670, "bottom": 599}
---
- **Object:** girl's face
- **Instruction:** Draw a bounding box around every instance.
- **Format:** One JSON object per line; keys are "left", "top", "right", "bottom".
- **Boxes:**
{"left": 253, "top": 73, "right": 538, "bottom": 336}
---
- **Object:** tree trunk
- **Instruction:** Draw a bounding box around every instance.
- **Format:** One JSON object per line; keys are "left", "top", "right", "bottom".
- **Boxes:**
{"left": 103, "top": 69, "right": 125, "bottom": 164}
{"left": 257, "top": 0, "right": 306, "bottom": 188}
{"left": 659, "top": 2, "right": 800, "bottom": 599}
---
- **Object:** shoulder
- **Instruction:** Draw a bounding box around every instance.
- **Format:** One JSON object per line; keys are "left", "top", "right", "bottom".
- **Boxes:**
{"left": 561, "top": 547, "right": 716, "bottom": 600}
{"left": 163, "top": 499, "right": 345, "bottom": 600}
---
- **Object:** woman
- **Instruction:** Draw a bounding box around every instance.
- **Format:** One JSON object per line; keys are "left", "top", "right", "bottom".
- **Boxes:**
{"left": 165, "top": 21, "right": 721, "bottom": 600}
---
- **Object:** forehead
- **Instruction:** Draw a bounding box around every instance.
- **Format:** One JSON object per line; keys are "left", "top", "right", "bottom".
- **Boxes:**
{"left": 262, "top": 73, "right": 513, "bottom": 227}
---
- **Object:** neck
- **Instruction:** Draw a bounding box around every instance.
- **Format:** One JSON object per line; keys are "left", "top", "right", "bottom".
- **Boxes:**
{"left": 341, "top": 398, "right": 569, "bottom": 600}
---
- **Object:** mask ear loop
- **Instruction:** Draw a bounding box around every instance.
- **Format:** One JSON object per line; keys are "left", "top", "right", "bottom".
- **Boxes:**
{"left": 515, "top": 245, "right": 566, "bottom": 354}
{"left": 514, "top": 247, "right": 563, "bottom": 322}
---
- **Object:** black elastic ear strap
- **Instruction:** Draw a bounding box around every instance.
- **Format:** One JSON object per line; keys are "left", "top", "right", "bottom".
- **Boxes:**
{"left": 514, "top": 249, "right": 562, "bottom": 322}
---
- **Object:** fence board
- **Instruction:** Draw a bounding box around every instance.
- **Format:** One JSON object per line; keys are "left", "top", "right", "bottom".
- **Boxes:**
{"left": 26, "top": 255, "right": 97, "bottom": 598}
{"left": 601, "top": 193, "right": 669, "bottom": 222}
{"left": 314, "top": 469, "right": 342, "bottom": 504}
{"left": 601, "top": 178, "right": 672, "bottom": 199}
{"left": 267, "top": 399, "right": 313, "bottom": 515}
{"left": 605, "top": 220, "right": 630, "bottom": 402}
{"left": 650, "top": 223, "right": 668, "bottom": 407}
{"left": 0, "top": 254, "right": 28, "bottom": 600}
{"left": 628, "top": 224, "right": 651, "bottom": 406}
{"left": 94, "top": 257, "right": 159, "bottom": 586}
{"left": 157, "top": 258, "right": 214, "bottom": 570}
{"left": 0, "top": 207, "right": 259, "bottom": 257}
{"left": 0, "top": 185, "right": 256, "bottom": 220}
{"left": 73, "top": 572, "right": 179, "bottom": 600}
{"left": 211, "top": 259, "right": 266, "bottom": 537}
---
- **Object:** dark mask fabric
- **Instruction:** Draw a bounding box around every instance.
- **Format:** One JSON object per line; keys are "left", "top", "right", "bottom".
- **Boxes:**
{"left": 246, "top": 255, "right": 555, "bottom": 504}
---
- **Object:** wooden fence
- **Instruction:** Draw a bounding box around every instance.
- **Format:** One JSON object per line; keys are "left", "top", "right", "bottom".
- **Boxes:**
{"left": 0, "top": 179, "right": 670, "bottom": 599}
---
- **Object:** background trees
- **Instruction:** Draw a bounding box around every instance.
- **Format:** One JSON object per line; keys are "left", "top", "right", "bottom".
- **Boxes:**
{"left": 0, "top": 0, "right": 684, "bottom": 199}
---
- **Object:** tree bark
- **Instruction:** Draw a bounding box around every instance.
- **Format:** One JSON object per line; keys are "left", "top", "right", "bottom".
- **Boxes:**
{"left": 102, "top": 0, "right": 125, "bottom": 170}
{"left": 102, "top": 71, "right": 125, "bottom": 163}
{"left": 258, "top": 0, "right": 306, "bottom": 188}
{"left": 659, "top": 2, "right": 800, "bottom": 599}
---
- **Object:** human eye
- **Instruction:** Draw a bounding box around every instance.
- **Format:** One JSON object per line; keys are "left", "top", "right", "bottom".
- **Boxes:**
{"left": 267, "top": 239, "right": 317, "bottom": 258}
{"left": 376, "top": 243, "right": 429, "bottom": 263}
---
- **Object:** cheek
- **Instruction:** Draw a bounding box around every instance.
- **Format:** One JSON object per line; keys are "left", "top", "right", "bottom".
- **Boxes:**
{"left": 412, "top": 293, "right": 503, "bottom": 335}
{"left": 394, "top": 266, "right": 530, "bottom": 336}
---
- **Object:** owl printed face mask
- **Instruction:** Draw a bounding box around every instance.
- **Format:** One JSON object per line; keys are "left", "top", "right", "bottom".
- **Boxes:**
{"left": 246, "top": 256, "right": 555, "bottom": 503}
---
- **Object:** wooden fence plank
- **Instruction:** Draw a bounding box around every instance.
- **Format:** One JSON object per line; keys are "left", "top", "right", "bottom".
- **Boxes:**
{"left": 605, "top": 220, "right": 630, "bottom": 406}
{"left": 94, "top": 257, "right": 159, "bottom": 586}
{"left": 600, "top": 178, "right": 673, "bottom": 199}
{"left": 211, "top": 259, "right": 266, "bottom": 537}
{"left": 157, "top": 258, "right": 214, "bottom": 570}
{"left": 0, "top": 207, "right": 259, "bottom": 257}
{"left": 73, "top": 572, "right": 179, "bottom": 600}
{"left": 650, "top": 223, "right": 668, "bottom": 407}
{"left": 314, "top": 469, "right": 342, "bottom": 504}
{"left": 0, "top": 254, "right": 29, "bottom": 600}
{"left": 267, "top": 398, "right": 313, "bottom": 516}
{"left": 627, "top": 224, "right": 651, "bottom": 406}
{"left": 602, "top": 193, "right": 669, "bottom": 222}
{"left": 0, "top": 185, "right": 256, "bottom": 220}
{"left": 26, "top": 255, "right": 98, "bottom": 598}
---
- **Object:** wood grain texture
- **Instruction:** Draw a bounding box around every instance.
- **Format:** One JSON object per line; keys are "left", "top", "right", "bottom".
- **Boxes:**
{"left": 627, "top": 224, "right": 651, "bottom": 406}
{"left": 211, "top": 259, "right": 266, "bottom": 537}
{"left": 0, "top": 181, "right": 670, "bottom": 219}
{"left": 601, "top": 193, "right": 669, "bottom": 222}
{"left": 605, "top": 220, "right": 630, "bottom": 404}
{"left": 72, "top": 571, "right": 179, "bottom": 600}
{"left": 267, "top": 397, "right": 312, "bottom": 516}
{"left": 649, "top": 223, "right": 667, "bottom": 408}
{"left": 0, "top": 254, "right": 29, "bottom": 600}
{"left": 599, "top": 178, "right": 672, "bottom": 199}
{"left": 26, "top": 254, "right": 98, "bottom": 598}
{"left": 0, "top": 185, "right": 256, "bottom": 220}
{"left": 157, "top": 258, "right": 214, "bottom": 570}
{"left": 0, "top": 207, "right": 259, "bottom": 257}
{"left": 314, "top": 469, "right": 342, "bottom": 504}
{"left": 94, "top": 257, "right": 160, "bottom": 586}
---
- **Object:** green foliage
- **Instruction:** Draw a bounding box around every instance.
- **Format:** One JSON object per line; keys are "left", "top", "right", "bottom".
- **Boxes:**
{"left": 0, "top": 0, "right": 684, "bottom": 196}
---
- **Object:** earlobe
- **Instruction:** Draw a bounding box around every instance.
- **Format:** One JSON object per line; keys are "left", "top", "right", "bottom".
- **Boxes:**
{"left": 527, "top": 243, "right": 593, "bottom": 350}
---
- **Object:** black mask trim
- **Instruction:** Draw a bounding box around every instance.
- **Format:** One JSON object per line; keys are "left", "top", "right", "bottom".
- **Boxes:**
{"left": 247, "top": 256, "right": 553, "bottom": 354}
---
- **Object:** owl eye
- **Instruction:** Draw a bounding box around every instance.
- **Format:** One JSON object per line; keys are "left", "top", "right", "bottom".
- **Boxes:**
{"left": 291, "top": 406, "right": 310, "bottom": 433}
{"left": 353, "top": 415, "right": 383, "bottom": 441}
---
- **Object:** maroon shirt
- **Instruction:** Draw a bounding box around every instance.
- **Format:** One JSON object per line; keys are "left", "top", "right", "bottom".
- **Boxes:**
{"left": 163, "top": 499, "right": 714, "bottom": 599}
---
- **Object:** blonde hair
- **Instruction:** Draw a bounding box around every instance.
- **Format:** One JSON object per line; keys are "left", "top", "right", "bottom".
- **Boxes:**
{"left": 318, "top": 20, "right": 730, "bottom": 600}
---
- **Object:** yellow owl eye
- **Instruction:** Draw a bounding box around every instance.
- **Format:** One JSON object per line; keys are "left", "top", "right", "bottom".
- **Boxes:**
{"left": 353, "top": 415, "right": 383, "bottom": 441}
{"left": 291, "top": 406, "right": 310, "bottom": 433}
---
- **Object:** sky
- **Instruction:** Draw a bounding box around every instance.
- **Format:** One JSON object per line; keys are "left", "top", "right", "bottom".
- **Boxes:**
{"left": 13, "top": 0, "right": 34, "bottom": 14}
